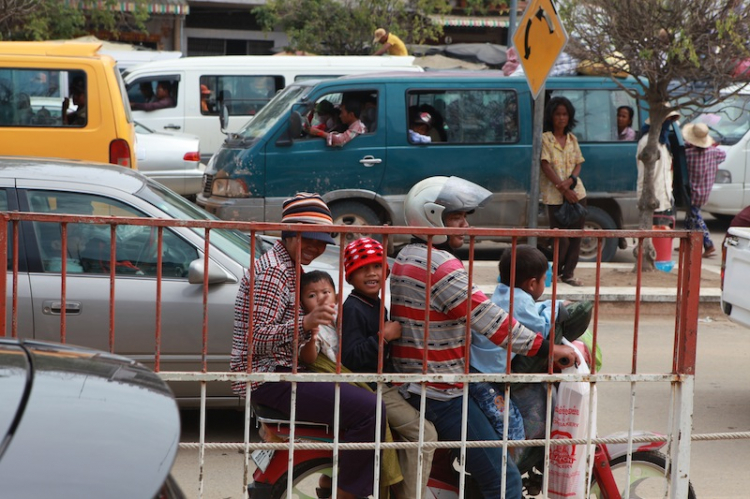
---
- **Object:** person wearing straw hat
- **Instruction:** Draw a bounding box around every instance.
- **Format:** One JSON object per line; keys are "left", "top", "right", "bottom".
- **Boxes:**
{"left": 230, "top": 192, "right": 384, "bottom": 499}
{"left": 372, "top": 27, "right": 408, "bottom": 56}
{"left": 682, "top": 122, "right": 727, "bottom": 258}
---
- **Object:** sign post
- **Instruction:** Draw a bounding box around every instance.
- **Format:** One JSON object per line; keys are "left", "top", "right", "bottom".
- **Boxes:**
{"left": 512, "top": 0, "right": 568, "bottom": 242}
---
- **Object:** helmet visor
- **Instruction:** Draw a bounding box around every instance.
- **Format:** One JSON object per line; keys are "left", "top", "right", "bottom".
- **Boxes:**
{"left": 436, "top": 176, "right": 492, "bottom": 215}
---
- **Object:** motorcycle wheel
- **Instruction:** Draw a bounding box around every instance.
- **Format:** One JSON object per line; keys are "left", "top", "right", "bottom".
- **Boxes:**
{"left": 590, "top": 450, "right": 697, "bottom": 499}
{"left": 270, "top": 458, "right": 333, "bottom": 499}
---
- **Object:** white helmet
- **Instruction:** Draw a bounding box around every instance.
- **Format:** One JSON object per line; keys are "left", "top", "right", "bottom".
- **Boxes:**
{"left": 403, "top": 176, "right": 492, "bottom": 244}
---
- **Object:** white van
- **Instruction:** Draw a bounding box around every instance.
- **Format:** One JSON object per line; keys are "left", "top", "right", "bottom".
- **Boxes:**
{"left": 122, "top": 56, "right": 423, "bottom": 163}
{"left": 688, "top": 85, "right": 750, "bottom": 218}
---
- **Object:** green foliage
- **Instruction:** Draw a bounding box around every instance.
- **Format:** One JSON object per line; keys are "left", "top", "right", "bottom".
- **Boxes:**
{"left": 254, "top": 0, "right": 450, "bottom": 55}
{"left": 1, "top": 0, "right": 149, "bottom": 41}
{"left": 461, "top": 0, "right": 510, "bottom": 16}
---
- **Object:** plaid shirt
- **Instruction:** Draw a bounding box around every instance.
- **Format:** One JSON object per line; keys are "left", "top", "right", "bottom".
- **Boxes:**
{"left": 230, "top": 240, "right": 309, "bottom": 394}
{"left": 686, "top": 145, "right": 726, "bottom": 207}
{"left": 327, "top": 120, "right": 366, "bottom": 147}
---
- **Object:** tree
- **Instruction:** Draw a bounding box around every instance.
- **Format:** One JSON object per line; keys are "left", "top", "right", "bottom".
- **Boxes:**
{"left": 0, "top": 0, "right": 148, "bottom": 41}
{"left": 253, "top": 0, "right": 452, "bottom": 55}
{"left": 559, "top": 0, "right": 750, "bottom": 269}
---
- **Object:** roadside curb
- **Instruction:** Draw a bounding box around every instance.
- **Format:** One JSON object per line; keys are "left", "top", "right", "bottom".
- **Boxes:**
{"left": 471, "top": 260, "right": 722, "bottom": 305}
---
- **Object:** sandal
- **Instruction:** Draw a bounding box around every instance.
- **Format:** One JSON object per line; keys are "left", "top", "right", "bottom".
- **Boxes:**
{"left": 562, "top": 277, "right": 583, "bottom": 287}
{"left": 703, "top": 246, "right": 716, "bottom": 258}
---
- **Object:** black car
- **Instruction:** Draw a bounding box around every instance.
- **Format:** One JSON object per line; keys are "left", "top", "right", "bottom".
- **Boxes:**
{"left": 0, "top": 338, "right": 185, "bottom": 498}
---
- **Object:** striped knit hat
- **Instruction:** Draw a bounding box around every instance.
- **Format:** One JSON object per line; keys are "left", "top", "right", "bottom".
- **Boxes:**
{"left": 344, "top": 237, "right": 387, "bottom": 282}
{"left": 280, "top": 192, "right": 336, "bottom": 244}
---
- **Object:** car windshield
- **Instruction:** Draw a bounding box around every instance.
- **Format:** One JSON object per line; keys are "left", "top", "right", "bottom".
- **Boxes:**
{"left": 236, "top": 84, "right": 312, "bottom": 140}
{"left": 135, "top": 180, "right": 267, "bottom": 263}
{"left": 688, "top": 94, "right": 750, "bottom": 145}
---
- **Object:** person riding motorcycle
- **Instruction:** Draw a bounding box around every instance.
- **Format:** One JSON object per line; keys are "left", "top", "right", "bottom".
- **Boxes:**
{"left": 389, "top": 175, "right": 577, "bottom": 499}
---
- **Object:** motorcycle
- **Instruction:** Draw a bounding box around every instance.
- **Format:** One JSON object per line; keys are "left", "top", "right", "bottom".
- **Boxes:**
{"left": 246, "top": 398, "right": 697, "bottom": 499}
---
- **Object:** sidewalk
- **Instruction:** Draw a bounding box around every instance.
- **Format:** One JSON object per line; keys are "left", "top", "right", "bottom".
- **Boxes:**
{"left": 469, "top": 259, "right": 722, "bottom": 304}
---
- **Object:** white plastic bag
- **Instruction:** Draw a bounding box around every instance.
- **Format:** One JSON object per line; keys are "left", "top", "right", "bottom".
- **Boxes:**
{"left": 548, "top": 339, "right": 597, "bottom": 498}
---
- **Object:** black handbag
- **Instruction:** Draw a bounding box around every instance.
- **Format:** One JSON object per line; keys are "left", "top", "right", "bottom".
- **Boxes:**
{"left": 554, "top": 200, "right": 588, "bottom": 227}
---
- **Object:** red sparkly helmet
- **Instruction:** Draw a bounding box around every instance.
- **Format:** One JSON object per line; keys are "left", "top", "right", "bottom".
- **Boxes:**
{"left": 344, "top": 237, "right": 387, "bottom": 282}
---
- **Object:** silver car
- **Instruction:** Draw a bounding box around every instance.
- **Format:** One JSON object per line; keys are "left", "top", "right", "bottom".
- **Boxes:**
{"left": 2, "top": 157, "right": 348, "bottom": 407}
{"left": 135, "top": 121, "right": 204, "bottom": 196}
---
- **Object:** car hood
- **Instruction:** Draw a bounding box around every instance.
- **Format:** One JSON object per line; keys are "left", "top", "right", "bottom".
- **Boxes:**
{"left": 0, "top": 339, "right": 180, "bottom": 498}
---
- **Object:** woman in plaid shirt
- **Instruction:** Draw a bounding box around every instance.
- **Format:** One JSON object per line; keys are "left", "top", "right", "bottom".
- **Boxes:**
{"left": 683, "top": 123, "right": 727, "bottom": 258}
{"left": 230, "top": 193, "right": 384, "bottom": 499}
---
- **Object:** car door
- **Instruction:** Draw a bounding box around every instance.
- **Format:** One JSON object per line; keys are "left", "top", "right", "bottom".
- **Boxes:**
{"left": 263, "top": 85, "right": 387, "bottom": 214}
{"left": 0, "top": 185, "right": 33, "bottom": 339}
{"left": 127, "top": 74, "right": 185, "bottom": 134}
{"left": 18, "top": 188, "right": 240, "bottom": 401}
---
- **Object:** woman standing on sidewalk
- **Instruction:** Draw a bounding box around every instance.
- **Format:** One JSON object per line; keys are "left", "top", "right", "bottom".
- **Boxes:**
{"left": 540, "top": 96, "right": 587, "bottom": 286}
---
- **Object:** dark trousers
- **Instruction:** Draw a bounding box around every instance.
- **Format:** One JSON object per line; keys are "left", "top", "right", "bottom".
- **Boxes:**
{"left": 546, "top": 197, "right": 588, "bottom": 280}
{"left": 406, "top": 393, "right": 523, "bottom": 498}
{"left": 253, "top": 378, "right": 386, "bottom": 497}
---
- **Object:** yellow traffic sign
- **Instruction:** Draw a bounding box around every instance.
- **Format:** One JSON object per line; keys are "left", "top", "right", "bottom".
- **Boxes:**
{"left": 512, "top": 0, "right": 569, "bottom": 99}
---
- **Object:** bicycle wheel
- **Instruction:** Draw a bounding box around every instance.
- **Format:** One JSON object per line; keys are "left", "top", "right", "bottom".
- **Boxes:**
{"left": 270, "top": 458, "right": 333, "bottom": 499}
{"left": 590, "top": 450, "right": 697, "bottom": 499}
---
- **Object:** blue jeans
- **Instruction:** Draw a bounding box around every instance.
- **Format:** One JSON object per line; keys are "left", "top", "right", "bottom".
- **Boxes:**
{"left": 407, "top": 392, "right": 523, "bottom": 499}
{"left": 470, "top": 382, "right": 526, "bottom": 441}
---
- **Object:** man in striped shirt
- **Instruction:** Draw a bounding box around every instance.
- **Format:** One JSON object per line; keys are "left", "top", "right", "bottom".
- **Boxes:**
{"left": 390, "top": 176, "right": 577, "bottom": 499}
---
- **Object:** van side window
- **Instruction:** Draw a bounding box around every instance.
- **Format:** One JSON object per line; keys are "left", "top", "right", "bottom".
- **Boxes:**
{"left": 407, "top": 90, "right": 519, "bottom": 144}
{"left": 200, "top": 75, "right": 284, "bottom": 116}
{"left": 548, "top": 89, "right": 638, "bottom": 142}
{"left": 0, "top": 68, "right": 86, "bottom": 127}
{"left": 128, "top": 78, "right": 179, "bottom": 112}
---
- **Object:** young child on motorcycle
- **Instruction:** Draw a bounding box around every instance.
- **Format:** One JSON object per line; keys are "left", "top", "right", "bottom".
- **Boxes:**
{"left": 468, "top": 245, "right": 556, "bottom": 451}
{"left": 475, "top": 244, "right": 592, "bottom": 472}
{"left": 297, "top": 266, "right": 405, "bottom": 496}
{"left": 299, "top": 270, "right": 339, "bottom": 366}
{"left": 340, "top": 237, "right": 438, "bottom": 499}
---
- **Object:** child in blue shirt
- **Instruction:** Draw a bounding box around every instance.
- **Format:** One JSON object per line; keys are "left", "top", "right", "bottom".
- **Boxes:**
{"left": 469, "top": 245, "right": 556, "bottom": 443}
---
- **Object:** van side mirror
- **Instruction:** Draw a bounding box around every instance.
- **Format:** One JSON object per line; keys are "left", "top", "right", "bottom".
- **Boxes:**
{"left": 276, "top": 111, "right": 304, "bottom": 147}
{"left": 219, "top": 104, "right": 229, "bottom": 134}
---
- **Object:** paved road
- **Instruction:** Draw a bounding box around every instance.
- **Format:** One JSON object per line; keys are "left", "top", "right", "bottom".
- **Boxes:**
{"left": 171, "top": 314, "right": 749, "bottom": 498}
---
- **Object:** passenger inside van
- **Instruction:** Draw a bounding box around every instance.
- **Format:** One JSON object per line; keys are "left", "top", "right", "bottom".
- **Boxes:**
{"left": 62, "top": 75, "right": 87, "bottom": 126}
{"left": 307, "top": 99, "right": 366, "bottom": 147}
{"left": 131, "top": 80, "right": 175, "bottom": 111}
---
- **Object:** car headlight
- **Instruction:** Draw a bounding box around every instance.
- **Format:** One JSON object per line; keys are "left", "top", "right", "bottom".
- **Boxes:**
{"left": 212, "top": 178, "right": 249, "bottom": 198}
{"left": 715, "top": 169, "right": 732, "bottom": 184}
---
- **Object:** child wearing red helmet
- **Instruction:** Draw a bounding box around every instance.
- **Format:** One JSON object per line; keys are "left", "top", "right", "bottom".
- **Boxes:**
{"left": 341, "top": 237, "right": 437, "bottom": 499}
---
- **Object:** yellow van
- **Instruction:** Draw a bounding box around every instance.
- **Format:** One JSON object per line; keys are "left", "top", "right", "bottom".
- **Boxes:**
{"left": 0, "top": 41, "right": 136, "bottom": 168}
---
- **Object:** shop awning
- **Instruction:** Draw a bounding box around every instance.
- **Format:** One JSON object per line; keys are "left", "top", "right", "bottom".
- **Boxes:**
{"left": 65, "top": 0, "right": 189, "bottom": 16}
{"left": 430, "top": 14, "right": 509, "bottom": 29}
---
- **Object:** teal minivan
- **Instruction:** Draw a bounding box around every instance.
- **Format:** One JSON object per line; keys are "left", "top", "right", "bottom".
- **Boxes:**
{"left": 198, "top": 72, "right": 646, "bottom": 261}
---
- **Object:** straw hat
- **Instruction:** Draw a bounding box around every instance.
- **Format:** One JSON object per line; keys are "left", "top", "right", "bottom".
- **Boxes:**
{"left": 373, "top": 28, "right": 387, "bottom": 44}
{"left": 682, "top": 123, "right": 715, "bottom": 148}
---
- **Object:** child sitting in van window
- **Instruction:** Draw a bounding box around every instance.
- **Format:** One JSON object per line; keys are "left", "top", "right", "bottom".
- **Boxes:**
{"left": 408, "top": 111, "right": 432, "bottom": 144}
{"left": 307, "top": 99, "right": 366, "bottom": 147}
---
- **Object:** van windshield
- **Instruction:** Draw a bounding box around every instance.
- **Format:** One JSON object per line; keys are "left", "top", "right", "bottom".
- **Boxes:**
{"left": 236, "top": 84, "right": 311, "bottom": 140}
{"left": 689, "top": 94, "right": 750, "bottom": 145}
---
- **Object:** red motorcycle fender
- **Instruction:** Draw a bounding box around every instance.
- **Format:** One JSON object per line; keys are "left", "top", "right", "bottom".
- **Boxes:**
{"left": 253, "top": 449, "right": 332, "bottom": 485}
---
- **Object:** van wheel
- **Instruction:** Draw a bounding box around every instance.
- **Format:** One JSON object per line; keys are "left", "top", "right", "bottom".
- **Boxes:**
{"left": 580, "top": 206, "right": 618, "bottom": 262}
{"left": 330, "top": 201, "right": 382, "bottom": 247}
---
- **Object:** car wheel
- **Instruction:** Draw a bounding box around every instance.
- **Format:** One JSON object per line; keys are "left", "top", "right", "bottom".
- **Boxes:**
{"left": 580, "top": 206, "right": 618, "bottom": 262}
{"left": 330, "top": 201, "right": 382, "bottom": 247}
